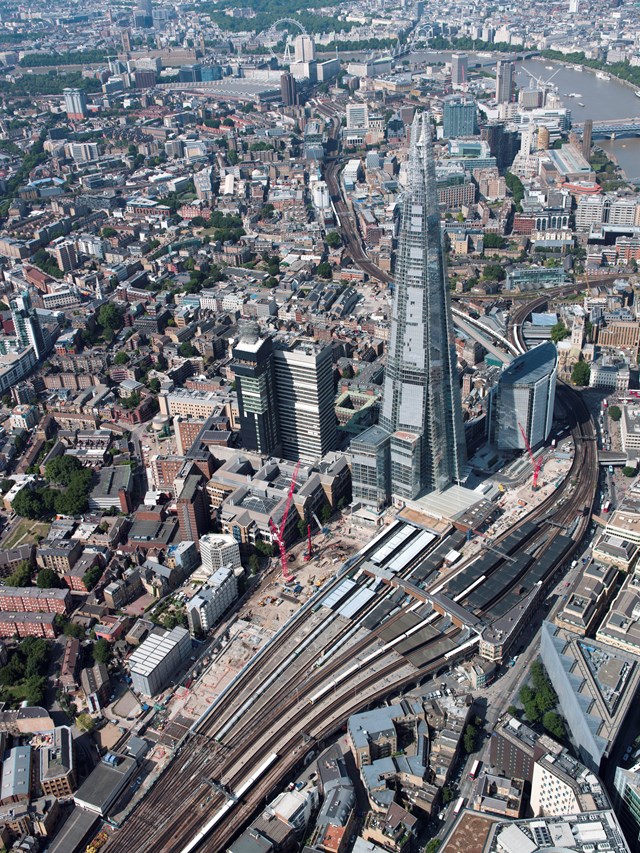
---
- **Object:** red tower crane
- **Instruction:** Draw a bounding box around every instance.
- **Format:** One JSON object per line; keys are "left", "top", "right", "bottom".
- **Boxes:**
{"left": 268, "top": 461, "right": 300, "bottom": 583}
{"left": 518, "top": 422, "right": 543, "bottom": 490}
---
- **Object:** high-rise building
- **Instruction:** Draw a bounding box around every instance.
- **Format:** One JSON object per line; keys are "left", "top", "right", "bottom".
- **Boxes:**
{"left": 569, "top": 0, "right": 580, "bottom": 12}
{"left": 442, "top": 95, "right": 477, "bottom": 138}
{"left": 293, "top": 34, "right": 316, "bottom": 63}
{"left": 495, "top": 60, "right": 514, "bottom": 104}
{"left": 582, "top": 118, "right": 593, "bottom": 160}
{"left": 488, "top": 342, "right": 557, "bottom": 452}
{"left": 122, "top": 29, "right": 132, "bottom": 53}
{"left": 199, "top": 534, "right": 242, "bottom": 575}
{"left": 481, "top": 122, "right": 519, "bottom": 170}
{"left": 134, "top": 69, "right": 157, "bottom": 89}
{"left": 280, "top": 72, "right": 297, "bottom": 106}
{"left": 10, "top": 292, "right": 46, "bottom": 360}
{"left": 273, "top": 340, "right": 337, "bottom": 463}
{"left": 233, "top": 325, "right": 280, "bottom": 456}
{"left": 614, "top": 762, "right": 640, "bottom": 849}
{"left": 53, "top": 241, "right": 77, "bottom": 272}
{"left": 354, "top": 113, "right": 466, "bottom": 505}
{"left": 63, "top": 88, "right": 87, "bottom": 120}
{"left": 176, "top": 474, "right": 211, "bottom": 544}
{"left": 179, "top": 64, "right": 202, "bottom": 83}
{"left": 450, "top": 53, "right": 467, "bottom": 86}
{"left": 346, "top": 102, "right": 369, "bottom": 130}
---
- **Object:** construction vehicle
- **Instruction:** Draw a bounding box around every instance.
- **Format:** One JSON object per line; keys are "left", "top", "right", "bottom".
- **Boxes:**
{"left": 268, "top": 461, "right": 300, "bottom": 583}
{"left": 518, "top": 422, "right": 543, "bottom": 490}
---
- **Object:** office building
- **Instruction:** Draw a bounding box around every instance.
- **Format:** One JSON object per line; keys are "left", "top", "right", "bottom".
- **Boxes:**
{"left": 354, "top": 112, "right": 466, "bottom": 503}
{"left": 273, "top": 339, "right": 337, "bottom": 463}
{"left": 442, "top": 95, "right": 477, "bottom": 138}
{"left": 63, "top": 88, "right": 87, "bottom": 120}
{"left": 487, "top": 342, "right": 557, "bottom": 451}
{"left": 186, "top": 566, "right": 238, "bottom": 634}
{"left": 233, "top": 326, "right": 280, "bottom": 456}
{"left": 495, "top": 60, "right": 514, "bottom": 104}
{"left": 294, "top": 34, "right": 316, "bottom": 63}
{"left": 10, "top": 291, "right": 46, "bottom": 360}
{"left": 540, "top": 621, "right": 640, "bottom": 772}
{"left": 346, "top": 102, "right": 369, "bottom": 130}
{"left": 614, "top": 761, "right": 640, "bottom": 850}
{"left": 451, "top": 53, "right": 467, "bottom": 86}
{"left": 199, "top": 533, "right": 242, "bottom": 574}
{"left": 350, "top": 425, "right": 391, "bottom": 514}
{"left": 134, "top": 69, "right": 157, "bottom": 89}
{"left": 280, "top": 72, "right": 297, "bottom": 106}
{"left": 128, "top": 626, "right": 191, "bottom": 696}
{"left": 179, "top": 64, "right": 202, "bottom": 83}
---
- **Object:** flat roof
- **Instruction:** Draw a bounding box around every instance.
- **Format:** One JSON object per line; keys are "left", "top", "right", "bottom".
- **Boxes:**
{"left": 497, "top": 341, "right": 557, "bottom": 387}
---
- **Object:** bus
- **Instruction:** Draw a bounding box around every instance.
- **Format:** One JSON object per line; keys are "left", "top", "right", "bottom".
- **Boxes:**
{"left": 453, "top": 797, "right": 465, "bottom": 816}
{"left": 469, "top": 759, "right": 481, "bottom": 780}
{"left": 603, "top": 500, "right": 611, "bottom": 513}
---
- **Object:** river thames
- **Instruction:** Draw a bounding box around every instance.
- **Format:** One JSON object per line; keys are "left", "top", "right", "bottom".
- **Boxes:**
{"left": 516, "top": 58, "right": 640, "bottom": 184}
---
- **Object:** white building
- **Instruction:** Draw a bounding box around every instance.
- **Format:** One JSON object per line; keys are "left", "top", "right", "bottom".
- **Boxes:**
{"left": 199, "top": 533, "right": 242, "bottom": 575}
{"left": 186, "top": 566, "right": 238, "bottom": 635}
{"left": 346, "top": 103, "right": 369, "bottom": 130}
{"left": 293, "top": 34, "right": 316, "bottom": 63}
{"left": 273, "top": 340, "right": 337, "bottom": 463}
{"left": 129, "top": 626, "right": 191, "bottom": 696}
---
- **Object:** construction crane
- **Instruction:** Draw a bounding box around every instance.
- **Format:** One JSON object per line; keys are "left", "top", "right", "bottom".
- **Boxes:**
{"left": 518, "top": 422, "right": 543, "bottom": 490}
{"left": 304, "top": 523, "right": 313, "bottom": 562}
{"left": 268, "top": 461, "right": 301, "bottom": 583}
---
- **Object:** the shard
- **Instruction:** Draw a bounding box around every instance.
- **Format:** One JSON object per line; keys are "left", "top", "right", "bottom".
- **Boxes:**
{"left": 352, "top": 112, "right": 466, "bottom": 509}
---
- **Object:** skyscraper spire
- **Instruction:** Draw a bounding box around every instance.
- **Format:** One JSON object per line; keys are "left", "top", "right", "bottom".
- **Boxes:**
{"left": 352, "top": 112, "right": 466, "bottom": 509}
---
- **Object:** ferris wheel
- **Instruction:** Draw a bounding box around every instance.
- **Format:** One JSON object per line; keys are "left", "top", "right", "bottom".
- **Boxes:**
{"left": 259, "top": 18, "right": 309, "bottom": 66}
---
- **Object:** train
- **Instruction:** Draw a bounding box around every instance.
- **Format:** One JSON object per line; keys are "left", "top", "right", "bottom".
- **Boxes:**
{"left": 179, "top": 753, "right": 279, "bottom": 853}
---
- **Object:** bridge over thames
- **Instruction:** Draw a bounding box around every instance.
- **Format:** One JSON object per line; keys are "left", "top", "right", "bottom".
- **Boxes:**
{"left": 573, "top": 117, "right": 640, "bottom": 137}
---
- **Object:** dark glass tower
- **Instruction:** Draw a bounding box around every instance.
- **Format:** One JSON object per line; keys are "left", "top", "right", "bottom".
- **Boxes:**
{"left": 378, "top": 111, "right": 467, "bottom": 499}
{"left": 233, "top": 323, "right": 280, "bottom": 457}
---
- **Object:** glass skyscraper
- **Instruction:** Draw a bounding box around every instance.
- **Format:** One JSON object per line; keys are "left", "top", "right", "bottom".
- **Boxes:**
{"left": 353, "top": 112, "right": 467, "bottom": 506}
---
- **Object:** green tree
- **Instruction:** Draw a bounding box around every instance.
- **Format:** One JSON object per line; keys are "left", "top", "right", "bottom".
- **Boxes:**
{"left": 424, "top": 841, "right": 441, "bottom": 853}
{"left": 149, "top": 377, "right": 161, "bottom": 393}
{"left": 45, "top": 455, "right": 84, "bottom": 485}
{"left": 255, "top": 540, "right": 275, "bottom": 557}
{"left": 114, "top": 351, "right": 129, "bottom": 365}
{"left": 550, "top": 322, "right": 569, "bottom": 343}
{"left": 36, "top": 568, "right": 64, "bottom": 589}
{"left": 4, "top": 560, "right": 32, "bottom": 587}
{"left": 248, "top": 554, "right": 260, "bottom": 575}
{"left": 102, "top": 227, "right": 117, "bottom": 238}
{"left": 320, "top": 504, "right": 332, "bottom": 524}
{"left": 505, "top": 171, "right": 525, "bottom": 208}
{"left": 441, "top": 786, "right": 454, "bottom": 804}
{"left": 92, "top": 639, "right": 111, "bottom": 664}
{"left": 463, "top": 723, "right": 477, "bottom": 753}
{"left": 23, "top": 675, "right": 45, "bottom": 706}
{"left": 519, "top": 684, "right": 542, "bottom": 723}
{"left": 63, "top": 621, "right": 85, "bottom": 639}
{"left": 482, "top": 264, "right": 506, "bottom": 282}
{"left": 326, "top": 231, "right": 342, "bottom": 249}
{"left": 179, "top": 341, "right": 198, "bottom": 358}
{"left": 571, "top": 360, "right": 591, "bottom": 387}
{"left": 608, "top": 405, "right": 622, "bottom": 422}
{"left": 317, "top": 261, "right": 333, "bottom": 279}
{"left": 483, "top": 233, "right": 506, "bottom": 249}
{"left": 542, "top": 711, "right": 566, "bottom": 740}
{"left": 83, "top": 564, "right": 103, "bottom": 591}
{"left": 623, "top": 465, "right": 638, "bottom": 477}
{"left": 97, "top": 303, "right": 123, "bottom": 335}
{"left": 0, "top": 478, "right": 13, "bottom": 494}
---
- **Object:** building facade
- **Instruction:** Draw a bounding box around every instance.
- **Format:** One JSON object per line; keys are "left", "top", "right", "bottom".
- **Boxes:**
{"left": 355, "top": 112, "right": 467, "bottom": 504}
